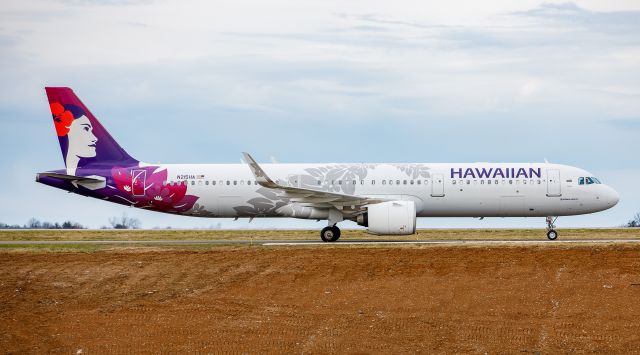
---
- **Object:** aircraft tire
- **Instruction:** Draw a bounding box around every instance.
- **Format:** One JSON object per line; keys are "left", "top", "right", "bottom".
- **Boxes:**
{"left": 320, "top": 226, "right": 340, "bottom": 242}
{"left": 547, "top": 229, "right": 558, "bottom": 241}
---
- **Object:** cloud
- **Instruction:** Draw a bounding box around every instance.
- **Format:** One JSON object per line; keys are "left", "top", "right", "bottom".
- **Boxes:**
{"left": 512, "top": 2, "right": 640, "bottom": 36}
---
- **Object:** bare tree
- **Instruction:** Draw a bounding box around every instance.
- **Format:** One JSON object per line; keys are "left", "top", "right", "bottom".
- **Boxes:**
{"left": 627, "top": 212, "right": 640, "bottom": 228}
{"left": 109, "top": 213, "right": 141, "bottom": 229}
{"left": 27, "top": 218, "right": 42, "bottom": 229}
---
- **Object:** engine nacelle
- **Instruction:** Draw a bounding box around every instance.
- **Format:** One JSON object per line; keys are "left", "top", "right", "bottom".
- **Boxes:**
{"left": 357, "top": 201, "right": 416, "bottom": 235}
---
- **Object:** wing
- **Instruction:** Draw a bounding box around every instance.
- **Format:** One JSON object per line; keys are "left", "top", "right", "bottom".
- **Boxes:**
{"left": 242, "top": 152, "right": 386, "bottom": 208}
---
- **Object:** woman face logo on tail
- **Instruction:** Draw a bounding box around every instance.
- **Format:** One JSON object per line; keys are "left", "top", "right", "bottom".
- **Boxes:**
{"left": 51, "top": 102, "right": 99, "bottom": 175}
{"left": 67, "top": 115, "right": 98, "bottom": 158}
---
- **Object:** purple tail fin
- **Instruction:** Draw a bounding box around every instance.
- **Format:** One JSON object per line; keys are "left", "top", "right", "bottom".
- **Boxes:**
{"left": 45, "top": 87, "right": 137, "bottom": 174}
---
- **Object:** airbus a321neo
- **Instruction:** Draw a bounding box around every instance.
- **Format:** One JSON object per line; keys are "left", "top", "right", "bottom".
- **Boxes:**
{"left": 37, "top": 87, "right": 619, "bottom": 241}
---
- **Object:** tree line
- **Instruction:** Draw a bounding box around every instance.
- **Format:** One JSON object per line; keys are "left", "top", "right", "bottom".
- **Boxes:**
{"left": 0, "top": 214, "right": 142, "bottom": 229}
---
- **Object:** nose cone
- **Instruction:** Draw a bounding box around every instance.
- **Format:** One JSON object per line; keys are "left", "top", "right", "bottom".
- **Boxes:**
{"left": 604, "top": 185, "right": 620, "bottom": 208}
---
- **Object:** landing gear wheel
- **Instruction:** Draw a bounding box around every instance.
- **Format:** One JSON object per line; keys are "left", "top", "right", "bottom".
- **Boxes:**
{"left": 320, "top": 226, "right": 341, "bottom": 242}
{"left": 547, "top": 229, "right": 558, "bottom": 241}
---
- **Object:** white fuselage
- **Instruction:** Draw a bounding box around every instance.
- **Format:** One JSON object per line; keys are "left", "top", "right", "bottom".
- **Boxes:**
{"left": 150, "top": 162, "right": 619, "bottom": 219}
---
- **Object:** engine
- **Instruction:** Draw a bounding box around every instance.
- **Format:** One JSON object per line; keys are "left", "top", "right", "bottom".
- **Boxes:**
{"left": 357, "top": 201, "right": 416, "bottom": 235}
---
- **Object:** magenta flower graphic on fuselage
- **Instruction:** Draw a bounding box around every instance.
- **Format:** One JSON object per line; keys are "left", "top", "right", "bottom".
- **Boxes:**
{"left": 111, "top": 165, "right": 198, "bottom": 213}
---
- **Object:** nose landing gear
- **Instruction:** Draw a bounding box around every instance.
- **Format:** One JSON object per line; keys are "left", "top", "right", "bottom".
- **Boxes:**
{"left": 546, "top": 216, "right": 558, "bottom": 240}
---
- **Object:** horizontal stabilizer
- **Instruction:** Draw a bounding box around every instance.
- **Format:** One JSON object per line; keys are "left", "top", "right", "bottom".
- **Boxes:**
{"left": 36, "top": 172, "right": 105, "bottom": 184}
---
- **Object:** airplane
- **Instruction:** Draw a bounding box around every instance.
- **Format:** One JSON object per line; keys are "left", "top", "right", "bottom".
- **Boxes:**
{"left": 37, "top": 87, "right": 620, "bottom": 241}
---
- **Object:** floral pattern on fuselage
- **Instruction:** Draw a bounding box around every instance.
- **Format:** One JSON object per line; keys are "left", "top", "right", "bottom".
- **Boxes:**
{"left": 111, "top": 165, "right": 199, "bottom": 213}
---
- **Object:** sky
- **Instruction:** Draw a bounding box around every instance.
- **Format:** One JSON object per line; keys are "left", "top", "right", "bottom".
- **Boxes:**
{"left": 0, "top": 0, "right": 638, "bottom": 229}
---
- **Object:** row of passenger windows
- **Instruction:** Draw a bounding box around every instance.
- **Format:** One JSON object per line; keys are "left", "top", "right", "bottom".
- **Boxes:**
{"left": 319, "top": 180, "right": 429, "bottom": 185}
{"left": 164, "top": 178, "right": 546, "bottom": 187}
{"left": 453, "top": 179, "right": 543, "bottom": 185}
{"left": 164, "top": 180, "right": 258, "bottom": 186}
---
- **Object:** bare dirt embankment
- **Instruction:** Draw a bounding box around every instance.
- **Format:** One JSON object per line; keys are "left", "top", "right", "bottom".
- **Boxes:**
{"left": 2, "top": 245, "right": 640, "bottom": 353}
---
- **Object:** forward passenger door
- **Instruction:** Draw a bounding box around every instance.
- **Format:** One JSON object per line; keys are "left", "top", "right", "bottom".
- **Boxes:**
{"left": 546, "top": 169, "right": 561, "bottom": 197}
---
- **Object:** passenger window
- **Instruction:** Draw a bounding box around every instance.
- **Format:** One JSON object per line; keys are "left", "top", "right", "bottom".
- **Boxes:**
{"left": 452, "top": 180, "right": 457, "bottom": 185}
{"left": 417, "top": 180, "right": 421, "bottom": 185}
{"left": 233, "top": 181, "right": 237, "bottom": 185}
{"left": 382, "top": 180, "right": 386, "bottom": 185}
{"left": 205, "top": 181, "right": 209, "bottom": 185}
{"left": 240, "top": 180, "right": 244, "bottom": 185}
{"left": 488, "top": 180, "right": 492, "bottom": 185}
{"left": 338, "top": 180, "right": 342, "bottom": 185}
{"left": 352, "top": 180, "right": 356, "bottom": 185}
{"left": 509, "top": 180, "right": 513, "bottom": 185}
{"left": 481, "top": 180, "right": 484, "bottom": 184}
{"left": 410, "top": 180, "right": 414, "bottom": 185}
{"left": 466, "top": 180, "right": 470, "bottom": 185}
{"left": 317, "top": 180, "right": 321, "bottom": 185}
{"left": 495, "top": 180, "right": 498, "bottom": 185}
{"left": 212, "top": 181, "right": 216, "bottom": 186}
{"left": 360, "top": 180, "right": 364, "bottom": 185}
{"left": 403, "top": 180, "right": 407, "bottom": 185}
{"left": 371, "top": 180, "right": 375, "bottom": 185}
{"left": 247, "top": 181, "right": 251, "bottom": 185}
{"left": 396, "top": 180, "right": 400, "bottom": 185}
{"left": 226, "top": 181, "right": 230, "bottom": 185}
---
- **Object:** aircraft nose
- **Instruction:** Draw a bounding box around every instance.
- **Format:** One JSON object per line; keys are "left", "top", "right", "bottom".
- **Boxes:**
{"left": 604, "top": 185, "right": 620, "bottom": 208}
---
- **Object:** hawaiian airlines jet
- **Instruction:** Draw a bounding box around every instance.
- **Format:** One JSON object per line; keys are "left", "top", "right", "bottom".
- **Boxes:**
{"left": 37, "top": 87, "right": 619, "bottom": 241}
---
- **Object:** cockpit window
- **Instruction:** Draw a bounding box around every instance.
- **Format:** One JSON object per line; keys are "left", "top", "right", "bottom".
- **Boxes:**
{"left": 579, "top": 177, "right": 601, "bottom": 185}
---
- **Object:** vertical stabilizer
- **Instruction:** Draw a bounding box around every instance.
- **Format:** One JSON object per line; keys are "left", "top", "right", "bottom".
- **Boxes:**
{"left": 45, "top": 87, "right": 136, "bottom": 175}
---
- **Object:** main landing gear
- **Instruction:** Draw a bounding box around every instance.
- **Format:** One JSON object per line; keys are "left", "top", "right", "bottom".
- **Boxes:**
{"left": 320, "top": 225, "right": 341, "bottom": 242}
{"left": 546, "top": 216, "right": 558, "bottom": 241}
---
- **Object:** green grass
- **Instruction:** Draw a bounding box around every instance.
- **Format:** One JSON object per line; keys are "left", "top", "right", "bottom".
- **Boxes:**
{"left": 0, "top": 228, "right": 638, "bottom": 242}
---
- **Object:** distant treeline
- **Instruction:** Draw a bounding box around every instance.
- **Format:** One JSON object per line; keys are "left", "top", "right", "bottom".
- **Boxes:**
{"left": 1, "top": 214, "right": 143, "bottom": 230}
{"left": 0, "top": 218, "right": 85, "bottom": 229}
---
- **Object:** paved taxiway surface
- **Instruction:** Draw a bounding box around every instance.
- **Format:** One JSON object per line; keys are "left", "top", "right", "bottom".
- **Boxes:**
{"left": 1, "top": 239, "right": 640, "bottom": 246}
